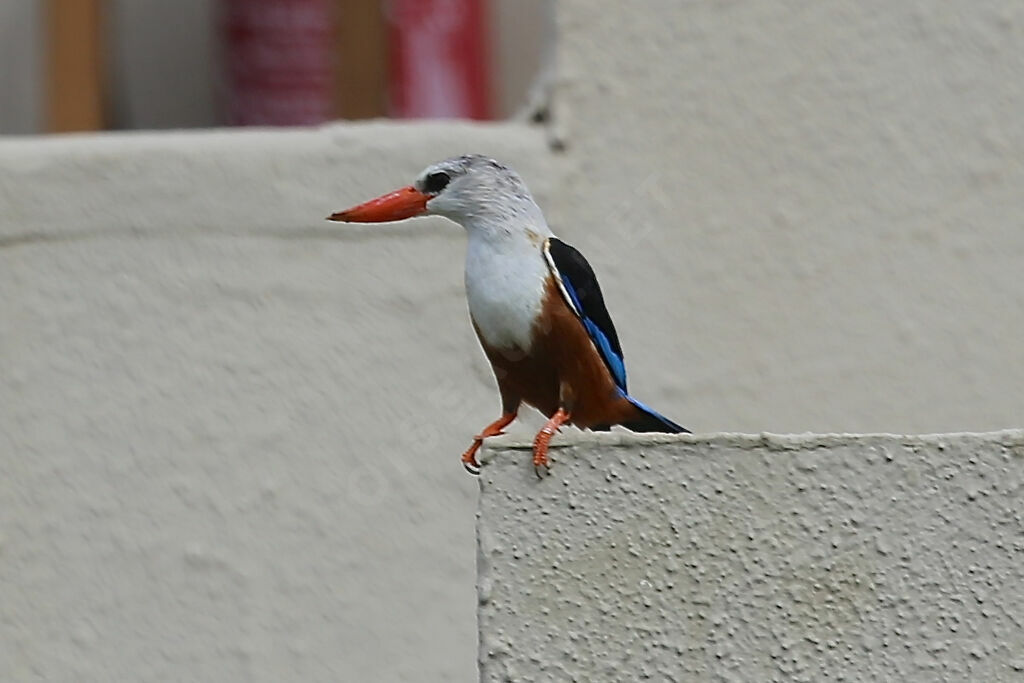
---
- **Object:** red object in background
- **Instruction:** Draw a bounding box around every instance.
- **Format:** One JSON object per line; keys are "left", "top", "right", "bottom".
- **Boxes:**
{"left": 388, "top": 0, "right": 490, "bottom": 120}
{"left": 222, "top": 0, "right": 334, "bottom": 125}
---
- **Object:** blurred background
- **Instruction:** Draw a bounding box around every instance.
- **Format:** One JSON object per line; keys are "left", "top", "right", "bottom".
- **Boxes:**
{"left": 0, "top": 0, "right": 552, "bottom": 134}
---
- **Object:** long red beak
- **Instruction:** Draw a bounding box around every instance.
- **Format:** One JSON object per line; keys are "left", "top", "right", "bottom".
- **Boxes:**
{"left": 327, "top": 186, "right": 430, "bottom": 223}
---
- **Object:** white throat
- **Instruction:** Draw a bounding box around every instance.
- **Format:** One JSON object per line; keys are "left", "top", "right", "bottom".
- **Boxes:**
{"left": 463, "top": 215, "right": 554, "bottom": 353}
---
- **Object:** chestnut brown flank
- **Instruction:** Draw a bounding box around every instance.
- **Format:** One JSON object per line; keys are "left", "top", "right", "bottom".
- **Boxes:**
{"left": 474, "top": 276, "right": 642, "bottom": 428}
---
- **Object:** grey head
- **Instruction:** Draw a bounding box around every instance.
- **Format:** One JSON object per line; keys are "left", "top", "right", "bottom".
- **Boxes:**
{"left": 328, "top": 154, "right": 551, "bottom": 240}
{"left": 415, "top": 155, "right": 548, "bottom": 232}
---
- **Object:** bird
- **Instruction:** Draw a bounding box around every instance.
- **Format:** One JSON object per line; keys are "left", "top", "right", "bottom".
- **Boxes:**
{"left": 328, "top": 155, "right": 688, "bottom": 475}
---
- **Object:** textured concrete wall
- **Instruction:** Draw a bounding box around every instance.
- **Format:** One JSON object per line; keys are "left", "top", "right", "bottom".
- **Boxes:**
{"left": 477, "top": 432, "right": 1024, "bottom": 682}
{"left": 1, "top": 122, "right": 551, "bottom": 682}
{"left": 549, "top": 0, "right": 1024, "bottom": 434}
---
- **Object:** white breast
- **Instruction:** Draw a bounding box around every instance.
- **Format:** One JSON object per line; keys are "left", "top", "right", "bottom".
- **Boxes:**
{"left": 464, "top": 232, "right": 550, "bottom": 353}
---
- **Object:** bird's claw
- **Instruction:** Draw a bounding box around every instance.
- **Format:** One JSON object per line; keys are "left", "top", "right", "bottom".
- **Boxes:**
{"left": 532, "top": 448, "right": 552, "bottom": 479}
{"left": 530, "top": 408, "right": 568, "bottom": 479}
{"left": 533, "top": 460, "right": 551, "bottom": 479}
{"left": 461, "top": 442, "right": 483, "bottom": 476}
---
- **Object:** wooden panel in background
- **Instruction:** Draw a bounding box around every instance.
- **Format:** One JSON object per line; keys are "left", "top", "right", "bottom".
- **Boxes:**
{"left": 333, "top": 0, "right": 388, "bottom": 119}
{"left": 46, "top": 0, "right": 106, "bottom": 132}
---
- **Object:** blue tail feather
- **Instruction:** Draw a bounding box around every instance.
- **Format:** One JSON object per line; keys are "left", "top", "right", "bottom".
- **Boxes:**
{"left": 620, "top": 393, "right": 690, "bottom": 434}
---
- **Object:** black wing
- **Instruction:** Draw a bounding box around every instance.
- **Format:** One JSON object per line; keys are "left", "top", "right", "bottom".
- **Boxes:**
{"left": 544, "top": 237, "right": 628, "bottom": 391}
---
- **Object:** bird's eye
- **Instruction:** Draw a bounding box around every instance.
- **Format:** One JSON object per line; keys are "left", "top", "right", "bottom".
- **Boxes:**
{"left": 423, "top": 171, "right": 451, "bottom": 194}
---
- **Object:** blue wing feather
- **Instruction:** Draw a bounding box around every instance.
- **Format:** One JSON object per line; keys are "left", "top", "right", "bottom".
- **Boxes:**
{"left": 545, "top": 238, "right": 628, "bottom": 392}
{"left": 560, "top": 276, "right": 628, "bottom": 390}
{"left": 546, "top": 238, "right": 690, "bottom": 434}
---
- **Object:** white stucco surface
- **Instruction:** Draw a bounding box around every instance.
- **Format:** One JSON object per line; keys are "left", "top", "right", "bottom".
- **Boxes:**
{"left": 478, "top": 432, "right": 1024, "bottom": 681}
{"left": 548, "top": 0, "right": 1024, "bottom": 435}
{"left": 1, "top": 122, "right": 551, "bottom": 682}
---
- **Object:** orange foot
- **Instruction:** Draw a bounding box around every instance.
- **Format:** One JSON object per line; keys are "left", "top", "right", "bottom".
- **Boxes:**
{"left": 532, "top": 408, "right": 571, "bottom": 477}
{"left": 461, "top": 412, "right": 517, "bottom": 475}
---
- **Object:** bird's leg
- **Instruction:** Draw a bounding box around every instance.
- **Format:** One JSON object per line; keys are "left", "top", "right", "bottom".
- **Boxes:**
{"left": 461, "top": 412, "right": 517, "bottom": 475}
{"left": 533, "top": 407, "right": 571, "bottom": 476}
